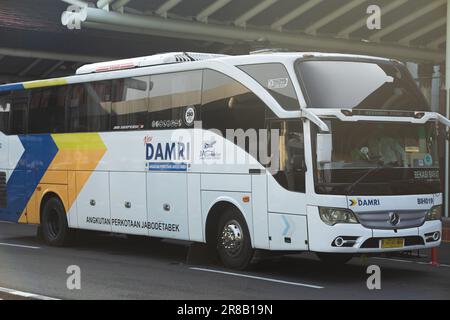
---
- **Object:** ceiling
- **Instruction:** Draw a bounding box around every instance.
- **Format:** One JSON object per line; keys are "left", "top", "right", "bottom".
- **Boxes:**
{"left": 0, "top": 0, "right": 446, "bottom": 83}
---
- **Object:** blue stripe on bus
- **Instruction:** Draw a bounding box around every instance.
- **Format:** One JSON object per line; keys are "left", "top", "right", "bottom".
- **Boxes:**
{"left": 0, "top": 135, "right": 58, "bottom": 222}
{"left": 0, "top": 83, "right": 25, "bottom": 92}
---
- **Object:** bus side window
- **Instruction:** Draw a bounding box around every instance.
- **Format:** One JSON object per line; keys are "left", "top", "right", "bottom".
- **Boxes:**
{"left": 9, "top": 91, "right": 28, "bottom": 135}
{"left": 68, "top": 84, "right": 87, "bottom": 132}
{"left": 29, "top": 86, "right": 67, "bottom": 134}
{"left": 201, "top": 69, "right": 272, "bottom": 156}
{"left": 238, "top": 63, "right": 299, "bottom": 111}
{"left": 111, "top": 77, "right": 149, "bottom": 130}
{"left": 149, "top": 71, "right": 202, "bottom": 129}
{"left": 270, "top": 121, "right": 305, "bottom": 193}
{"left": 85, "top": 81, "right": 112, "bottom": 132}
{"left": 0, "top": 93, "right": 11, "bottom": 134}
{"left": 68, "top": 81, "right": 112, "bottom": 133}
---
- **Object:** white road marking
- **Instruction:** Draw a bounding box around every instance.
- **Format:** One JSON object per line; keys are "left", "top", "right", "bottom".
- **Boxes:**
{"left": 0, "top": 242, "right": 40, "bottom": 250}
{"left": 440, "top": 264, "right": 450, "bottom": 268}
{"left": 190, "top": 267, "right": 324, "bottom": 289}
{"left": 0, "top": 287, "right": 59, "bottom": 300}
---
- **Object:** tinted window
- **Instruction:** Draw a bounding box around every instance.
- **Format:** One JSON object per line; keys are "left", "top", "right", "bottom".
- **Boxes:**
{"left": 0, "top": 93, "right": 11, "bottom": 134}
{"left": 149, "top": 71, "right": 202, "bottom": 130}
{"left": 9, "top": 91, "right": 28, "bottom": 135}
{"left": 239, "top": 63, "right": 299, "bottom": 111}
{"left": 296, "top": 60, "right": 429, "bottom": 111}
{"left": 201, "top": 70, "right": 269, "bottom": 134}
{"left": 68, "top": 81, "right": 112, "bottom": 132}
{"left": 270, "top": 120, "right": 305, "bottom": 193}
{"left": 111, "top": 77, "right": 149, "bottom": 130}
{"left": 29, "top": 86, "right": 67, "bottom": 134}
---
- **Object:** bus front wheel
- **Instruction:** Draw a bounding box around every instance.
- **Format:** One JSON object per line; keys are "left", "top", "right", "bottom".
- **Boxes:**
{"left": 41, "top": 197, "right": 73, "bottom": 246}
{"left": 216, "top": 208, "right": 253, "bottom": 270}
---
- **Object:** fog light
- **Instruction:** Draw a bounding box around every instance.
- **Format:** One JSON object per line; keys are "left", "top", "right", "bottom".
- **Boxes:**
{"left": 432, "top": 232, "right": 440, "bottom": 241}
{"left": 334, "top": 237, "right": 344, "bottom": 247}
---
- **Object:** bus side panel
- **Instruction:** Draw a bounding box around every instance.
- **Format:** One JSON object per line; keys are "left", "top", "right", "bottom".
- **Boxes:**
{"left": 67, "top": 170, "right": 78, "bottom": 228}
{"left": 201, "top": 190, "right": 253, "bottom": 246}
{"left": 27, "top": 184, "right": 69, "bottom": 225}
{"left": 251, "top": 174, "right": 269, "bottom": 249}
{"left": 76, "top": 171, "right": 111, "bottom": 232}
{"left": 187, "top": 173, "right": 203, "bottom": 242}
{"left": 110, "top": 171, "right": 148, "bottom": 236}
{"left": 147, "top": 172, "right": 189, "bottom": 240}
{"left": 0, "top": 135, "right": 57, "bottom": 223}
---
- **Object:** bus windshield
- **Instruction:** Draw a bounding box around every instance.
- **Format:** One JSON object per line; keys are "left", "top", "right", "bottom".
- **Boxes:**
{"left": 295, "top": 59, "right": 429, "bottom": 111}
{"left": 312, "top": 121, "right": 441, "bottom": 196}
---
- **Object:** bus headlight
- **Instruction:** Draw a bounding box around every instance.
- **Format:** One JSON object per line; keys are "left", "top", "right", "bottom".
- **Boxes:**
{"left": 319, "top": 207, "right": 359, "bottom": 226}
{"left": 426, "top": 205, "right": 442, "bottom": 221}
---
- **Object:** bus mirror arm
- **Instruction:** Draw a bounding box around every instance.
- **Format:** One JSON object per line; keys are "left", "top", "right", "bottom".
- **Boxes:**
{"left": 300, "top": 109, "right": 330, "bottom": 132}
{"left": 435, "top": 113, "right": 450, "bottom": 128}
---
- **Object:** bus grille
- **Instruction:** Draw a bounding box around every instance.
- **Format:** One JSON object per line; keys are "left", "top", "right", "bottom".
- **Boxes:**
{"left": 355, "top": 210, "right": 427, "bottom": 230}
{"left": 0, "top": 171, "right": 6, "bottom": 208}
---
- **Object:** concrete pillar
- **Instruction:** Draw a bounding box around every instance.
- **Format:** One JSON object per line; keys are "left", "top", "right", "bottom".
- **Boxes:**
{"left": 445, "top": 0, "right": 450, "bottom": 218}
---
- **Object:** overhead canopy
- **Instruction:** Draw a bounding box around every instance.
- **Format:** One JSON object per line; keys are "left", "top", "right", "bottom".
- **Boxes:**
{"left": 0, "top": 0, "right": 446, "bottom": 82}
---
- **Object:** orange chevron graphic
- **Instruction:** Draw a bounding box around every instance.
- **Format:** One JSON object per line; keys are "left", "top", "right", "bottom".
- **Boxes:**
{"left": 19, "top": 133, "right": 107, "bottom": 224}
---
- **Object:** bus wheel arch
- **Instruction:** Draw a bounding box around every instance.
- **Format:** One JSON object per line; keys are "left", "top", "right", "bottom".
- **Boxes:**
{"left": 205, "top": 201, "right": 254, "bottom": 270}
{"left": 39, "top": 192, "right": 73, "bottom": 246}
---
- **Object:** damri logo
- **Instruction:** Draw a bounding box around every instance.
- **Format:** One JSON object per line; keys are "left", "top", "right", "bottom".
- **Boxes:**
{"left": 144, "top": 135, "right": 190, "bottom": 171}
{"left": 349, "top": 198, "right": 381, "bottom": 207}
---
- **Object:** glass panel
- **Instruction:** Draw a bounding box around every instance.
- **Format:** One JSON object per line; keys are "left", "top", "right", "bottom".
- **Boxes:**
{"left": 271, "top": 120, "right": 305, "bottom": 193}
{"left": 10, "top": 91, "right": 28, "bottom": 135}
{"left": 312, "top": 121, "right": 441, "bottom": 196}
{"left": 29, "top": 87, "right": 67, "bottom": 134}
{"left": 69, "top": 81, "right": 112, "bottom": 132}
{"left": 201, "top": 69, "right": 268, "bottom": 133}
{"left": 0, "top": 92, "right": 11, "bottom": 134}
{"left": 296, "top": 60, "right": 429, "bottom": 111}
{"left": 111, "top": 77, "right": 149, "bottom": 130}
{"left": 239, "top": 63, "right": 299, "bottom": 111}
{"left": 149, "top": 71, "right": 202, "bottom": 129}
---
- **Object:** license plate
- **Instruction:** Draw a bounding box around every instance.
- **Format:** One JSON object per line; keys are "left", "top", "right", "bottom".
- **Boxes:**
{"left": 380, "top": 238, "right": 405, "bottom": 249}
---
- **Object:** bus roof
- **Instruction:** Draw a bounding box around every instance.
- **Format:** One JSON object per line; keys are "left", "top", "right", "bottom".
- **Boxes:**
{"left": 0, "top": 51, "right": 392, "bottom": 93}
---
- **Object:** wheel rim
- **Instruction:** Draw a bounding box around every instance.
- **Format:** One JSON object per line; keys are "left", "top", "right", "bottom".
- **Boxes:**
{"left": 46, "top": 209, "right": 60, "bottom": 239}
{"left": 220, "top": 219, "right": 243, "bottom": 257}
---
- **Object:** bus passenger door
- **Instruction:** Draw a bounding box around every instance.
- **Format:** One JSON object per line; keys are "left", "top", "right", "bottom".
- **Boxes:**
{"left": 266, "top": 120, "right": 309, "bottom": 251}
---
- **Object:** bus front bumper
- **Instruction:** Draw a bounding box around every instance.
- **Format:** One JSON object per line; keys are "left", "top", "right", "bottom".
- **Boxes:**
{"left": 307, "top": 210, "right": 442, "bottom": 254}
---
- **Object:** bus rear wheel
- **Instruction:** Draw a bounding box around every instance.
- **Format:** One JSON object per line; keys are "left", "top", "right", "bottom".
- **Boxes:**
{"left": 41, "top": 197, "right": 73, "bottom": 246}
{"left": 216, "top": 208, "right": 253, "bottom": 270}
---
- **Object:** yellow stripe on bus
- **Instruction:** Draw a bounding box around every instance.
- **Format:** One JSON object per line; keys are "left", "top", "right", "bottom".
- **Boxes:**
{"left": 23, "top": 78, "right": 68, "bottom": 89}
{"left": 51, "top": 133, "right": 107, "bottom": 150}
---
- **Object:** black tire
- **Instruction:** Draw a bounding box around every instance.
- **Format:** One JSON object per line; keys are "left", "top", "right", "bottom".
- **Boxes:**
{"left": 316, "top": 253, "right": 353, "bottom": 265}
{"left": 41, "top": 197, "right": 73, "bottom": 246}
{"left": 216, "top": 208, "right": 254, "bottom": 270}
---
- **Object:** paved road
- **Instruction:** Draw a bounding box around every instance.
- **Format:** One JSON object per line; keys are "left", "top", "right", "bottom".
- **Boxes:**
{"left": 0, "top": 222, "right": 449, "bottom": 300}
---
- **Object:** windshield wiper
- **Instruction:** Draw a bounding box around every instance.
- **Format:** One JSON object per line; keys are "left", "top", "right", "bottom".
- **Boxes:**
{"left": 344, "top": 164, "right": 391, "bottom": 195}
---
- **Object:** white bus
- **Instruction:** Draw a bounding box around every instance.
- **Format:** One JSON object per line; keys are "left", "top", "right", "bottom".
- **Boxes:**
{"left": 0, "top": 51, "right": 448, "bottom": 269}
